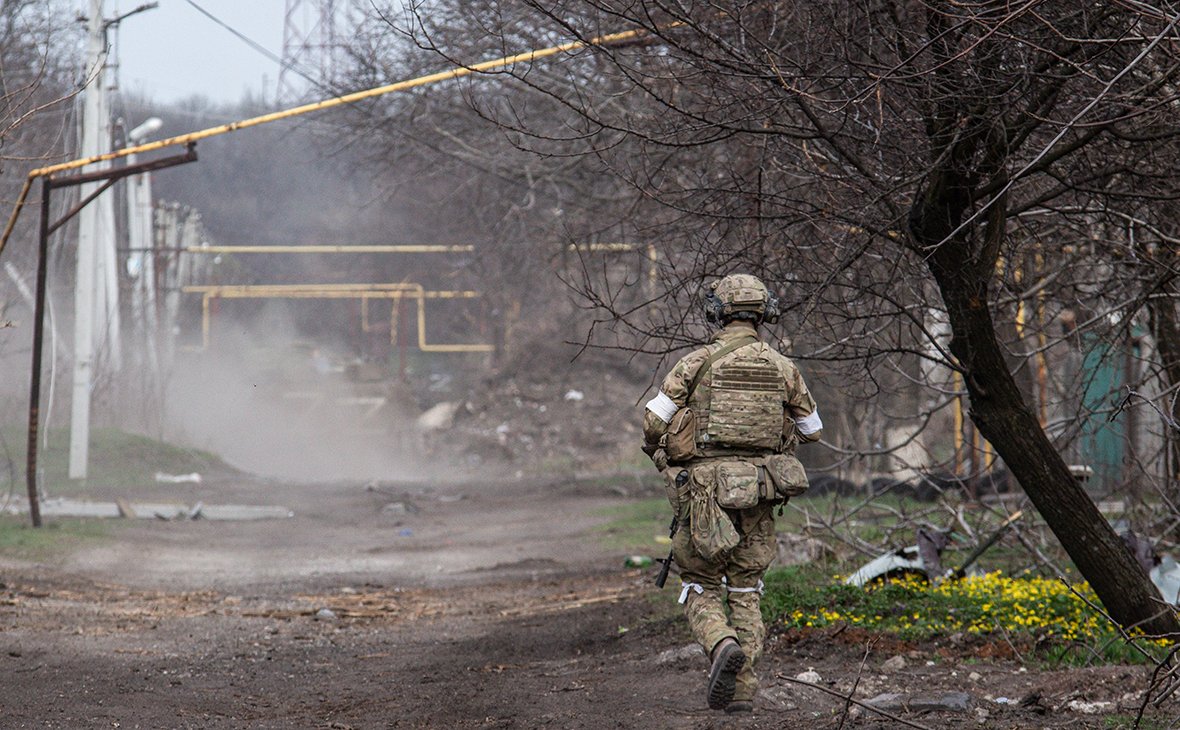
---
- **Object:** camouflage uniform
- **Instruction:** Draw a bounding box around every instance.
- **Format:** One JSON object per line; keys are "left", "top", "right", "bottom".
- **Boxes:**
{"left": 643, "top": 319, "right": 822, "bottom": 707}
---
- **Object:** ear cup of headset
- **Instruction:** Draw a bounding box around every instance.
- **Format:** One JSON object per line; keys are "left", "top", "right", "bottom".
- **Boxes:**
{"left": 704, "top": 293, "right": 724, "bottom": 325}
{"left": 763, "top": 294, "right": 781, "bottom": 325}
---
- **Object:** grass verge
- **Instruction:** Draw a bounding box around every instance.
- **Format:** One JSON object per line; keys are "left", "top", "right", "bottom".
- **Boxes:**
{"left": 0, "top": 427, "right": 231, "bottom": 494}
{"left": 594, "top": 497, "right": 670, "bottom": 553}
{"left": 0, "top": 515, "right": 113, "bottom": 560}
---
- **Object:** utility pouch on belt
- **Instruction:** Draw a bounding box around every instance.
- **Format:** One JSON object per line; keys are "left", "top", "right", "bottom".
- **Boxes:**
{"left": 662, "top": 409, "right": 698, "bottom": 462}
{"left": 688, "top": 464, "right": 740, "bottom": 560}
{"left": 662, "top": 468, "right": 691, "bottom": 516}
{"left": 714, "top": 462, "right": 761, "bottom": 509}
{"left": 764, "top": 453, "right": 810, "bottom": 498}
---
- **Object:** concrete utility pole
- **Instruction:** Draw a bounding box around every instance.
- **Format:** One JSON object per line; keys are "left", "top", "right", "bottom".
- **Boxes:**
{"left": 70, "top": 0, "right": 115, "bottom": 480}
{"left": 69, "top": 1, "right": 157, "bottom": 480}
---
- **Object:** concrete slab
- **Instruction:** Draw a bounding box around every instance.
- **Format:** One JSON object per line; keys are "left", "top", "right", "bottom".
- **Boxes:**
{"left": 4, "top": 498, "right": 293, "bottom": 521}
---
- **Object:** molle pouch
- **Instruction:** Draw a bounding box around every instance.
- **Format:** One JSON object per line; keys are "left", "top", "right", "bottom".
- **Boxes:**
{"left": 782, "top": 413, "right": 799, "bottom": 450}
{"left": 714, "top": 462, "right": 761, "bottom": 509}
{"left": 663, "top": 408, "right": 698, "bottom": 462}
{"left": 688, "top": 464, "right": 740, "bottom": 560}
{"left": 766, "top": 453, "right": 809, "bottom": 498}
{"left": 662, "top": 468, "right": 691, "bottom": 516}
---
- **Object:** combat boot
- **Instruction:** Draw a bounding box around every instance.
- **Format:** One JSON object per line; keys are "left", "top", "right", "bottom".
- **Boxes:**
{"left": 706, "top": 638, "right": 746, "bottom": 710}
{"left": 725, "top": 700, "right": 754, "bottom": 714}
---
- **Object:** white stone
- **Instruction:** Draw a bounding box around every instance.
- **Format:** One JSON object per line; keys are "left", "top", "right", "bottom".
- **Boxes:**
{"left": 881, "top": 655, "right": 907, "bottom": 672}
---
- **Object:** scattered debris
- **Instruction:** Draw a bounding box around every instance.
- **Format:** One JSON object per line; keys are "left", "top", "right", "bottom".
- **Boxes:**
{"left": 398, "top": 528, "right": 413, "bottom": 537}
{"left": 1020, "top": 691, "right": 1050, "bottom": 714}
{"left": 862, "top": 692, "right": 904, "bottom": 711}
{"left": 851, "top": 522, "right": 1180, "bottom": 608}
{"left": 115, "top": 498, "right": 136, "bottom": 519}
{"left": 844, "top": 545, "right": 927, "bottom": 588}
{"left": 4, "top": 499, "right": 293, "bottom": 521}
{"left": 1066, "top": 699, "right": 1112, "bottom": 714}
{"left": 416, "top": 401, "right": 463, "bottom": 431}
{"left": 655, "top": 644, "right": 704, "bottom": 665}
{"left": 1154, "top": 556, "right": 1180, "bottom": 604}
{"left": 795, "top": 668, "right": 822, "bottom": 683}
{"left": 315, "top": 608, "right": 338, "bottom": 621}
{"left": 563, "top": 390, "right": 584, "bottom": 402}
{"left": 155, "top": 472, "right": 203, "bottom": 484}
{"left": 382, "top": 502, "right": 420, "bottom": 516}
{"left": 756, "top": 685, "right": 797, "bottom": 710}
{"left": 916, "top": 527, "right": 951, "bottom": 579}
{"left": 846, "top": 514, "right": 1022, "bottom": 587}
{"left": 925, "top": 693, "right": 972, "bottom": 712}
{"left": 623, "top": 555, "right": 652, "bottom": 568}
{"left": 1116, "top": 530, "right": 1180, "bottom": 605}
{"left": 1122, "top": 530, "right": 1156, "bottom": 573}
{"left": 497, "top": 589, "right": 634, "bottom": 617}
{"left": 882, "top": 655, "right": 907, "bottom": 672}
{"left": 866, "top": 691, "right": 972, "bottom": 713}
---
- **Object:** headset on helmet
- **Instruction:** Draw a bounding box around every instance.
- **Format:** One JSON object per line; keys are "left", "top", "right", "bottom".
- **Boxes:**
{"left": 705, "top": 274, "right": 780, "bottom": 326}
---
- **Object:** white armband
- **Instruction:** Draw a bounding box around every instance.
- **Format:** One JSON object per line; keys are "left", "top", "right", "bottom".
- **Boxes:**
{"left": 679, "top": 582, "right": 704, "bottom": 604}
{"left": 644, "top": 391, "right": 679, "bottom": 424}
{"left": 795, "top": 409, "right": 823, "bottom": 436}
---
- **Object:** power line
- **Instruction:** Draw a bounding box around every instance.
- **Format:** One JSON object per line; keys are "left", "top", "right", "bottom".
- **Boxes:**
{"left": 183, "top": 0, "right": 322, "bottom": 94}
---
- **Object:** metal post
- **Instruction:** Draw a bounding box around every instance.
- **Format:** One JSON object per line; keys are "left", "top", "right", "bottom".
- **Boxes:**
{"left": 201, "top": 293, "right": 211, "bottom": 349}
{"left": 25, "top": 179, "right": 52, "bottom": 527}
{"left": 21, "top": 151, "right": 197, "bottom": 525}
{"left": 396, "top": 299, "right": 406, "bottom": 378}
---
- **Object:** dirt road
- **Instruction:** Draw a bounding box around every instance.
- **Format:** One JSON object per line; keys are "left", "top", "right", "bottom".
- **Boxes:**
{"left": 0, "top": 474, "right": 1163, "bottom": 728}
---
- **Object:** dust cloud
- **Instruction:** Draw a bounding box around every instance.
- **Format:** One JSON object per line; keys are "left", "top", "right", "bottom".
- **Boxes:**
{"left": 159, "top": 305, "right": 436, "bottom": 483}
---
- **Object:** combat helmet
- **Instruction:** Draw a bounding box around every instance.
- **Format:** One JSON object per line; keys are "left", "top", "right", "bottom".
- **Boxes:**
{"left": 705, "top": 273, "right": 780, "bottom": 325}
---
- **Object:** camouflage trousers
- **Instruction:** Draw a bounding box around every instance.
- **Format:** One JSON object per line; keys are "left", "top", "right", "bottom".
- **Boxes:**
{"left": 672, "top": 499, "right": 777, "bottom": 702}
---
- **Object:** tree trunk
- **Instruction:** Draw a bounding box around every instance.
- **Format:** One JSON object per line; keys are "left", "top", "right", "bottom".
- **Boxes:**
{"left": 938, "top": 269, "right": 1177, "bottom": 637}
{"left": 910, "top": 185, "right": 1180, "bottom": 638}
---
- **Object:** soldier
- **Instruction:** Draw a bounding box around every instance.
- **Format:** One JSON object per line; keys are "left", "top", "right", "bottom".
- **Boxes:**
{"left": 642, "top": 273, "right": 822, "bottom": 713}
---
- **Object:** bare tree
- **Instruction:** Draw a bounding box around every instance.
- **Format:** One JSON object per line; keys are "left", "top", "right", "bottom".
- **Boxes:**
{"left": 336, "top": 4, "right": 658, "bottom": 371}
{"left": 0, "top": 0, "right": 81, "bottom": 377}
{"left": 374, "top": 1, "right": 1180, "bottom": 636}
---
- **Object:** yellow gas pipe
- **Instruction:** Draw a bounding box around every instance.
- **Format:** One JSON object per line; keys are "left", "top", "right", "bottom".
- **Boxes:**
{"left": 0, "top": 23, "right": 661, "bottom": 258}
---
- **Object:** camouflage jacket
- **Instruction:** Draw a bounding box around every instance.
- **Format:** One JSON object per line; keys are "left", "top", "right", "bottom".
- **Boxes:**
{"left": 642, "top": 321, "right": 821, "bottom": 463}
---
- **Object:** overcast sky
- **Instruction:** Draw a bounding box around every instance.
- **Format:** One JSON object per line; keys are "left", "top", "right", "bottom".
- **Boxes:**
{"left": 114, "top": 1, "right": 290, "bottom": 104}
